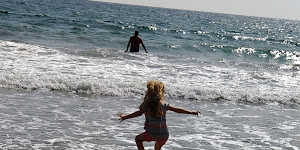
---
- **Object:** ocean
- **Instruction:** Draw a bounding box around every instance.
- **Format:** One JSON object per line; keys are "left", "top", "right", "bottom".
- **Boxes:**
{"left": 1, "top": 0, "right": 300, "bottom": 149}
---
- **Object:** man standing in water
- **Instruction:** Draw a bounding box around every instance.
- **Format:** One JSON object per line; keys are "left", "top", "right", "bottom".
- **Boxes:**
{"left": 125, "top": 30, "right": 148, "bottom": 53}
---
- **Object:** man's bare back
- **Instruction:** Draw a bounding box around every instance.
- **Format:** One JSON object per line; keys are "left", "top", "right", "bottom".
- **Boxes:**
{"left": 125, "top": 31, "right": 148, "bottom": 53}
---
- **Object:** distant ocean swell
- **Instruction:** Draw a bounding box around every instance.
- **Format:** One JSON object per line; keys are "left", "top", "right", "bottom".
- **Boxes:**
{"left": 1, "top": 40, "right": 299, "bottom": 105}
{"left": 2, "top": 9, "right": 299, "bottom": 49}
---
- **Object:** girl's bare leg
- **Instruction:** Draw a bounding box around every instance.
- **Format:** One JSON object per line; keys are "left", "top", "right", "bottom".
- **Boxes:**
{"left": 135, "top": 133, "right": 144, "bottom": 150}
{"left": 155, "top": 142, "right": 164, "bottom": 150}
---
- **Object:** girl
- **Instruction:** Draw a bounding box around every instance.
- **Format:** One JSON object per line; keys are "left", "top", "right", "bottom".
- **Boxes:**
{"left": 118, "top": 80, "right": 200, "bottom": 150}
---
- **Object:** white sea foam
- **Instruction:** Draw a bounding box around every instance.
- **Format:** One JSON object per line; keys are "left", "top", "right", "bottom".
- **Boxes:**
{"left": 0, "top": 40, "right": 299, "bottom": 105}
{"left": 233, "top": 35, "right": 267, "bottom": 41}
{"left": 1, "top": 85, "right": 300, "bottom": 149}
{"left": 232, "top": 47, "right": 256, "bottom": 55}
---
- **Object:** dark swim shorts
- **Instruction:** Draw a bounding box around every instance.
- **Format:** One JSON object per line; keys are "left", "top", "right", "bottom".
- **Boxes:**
{"left": 130, "top": 47, "right": 139, "bottom": 52}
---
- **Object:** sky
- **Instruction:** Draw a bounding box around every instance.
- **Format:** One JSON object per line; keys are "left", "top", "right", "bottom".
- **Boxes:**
{"left": 92, "top": 0, "right": 300, "bottom": 21}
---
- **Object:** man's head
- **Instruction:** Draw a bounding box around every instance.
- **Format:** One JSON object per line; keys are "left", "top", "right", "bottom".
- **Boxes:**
{"left": 134, "top": 30, "right": 139, "bottom": 36}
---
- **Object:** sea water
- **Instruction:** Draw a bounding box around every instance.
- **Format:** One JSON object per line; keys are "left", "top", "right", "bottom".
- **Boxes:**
{"left": 1, "top": 0, "right": 300, "bottom": 149}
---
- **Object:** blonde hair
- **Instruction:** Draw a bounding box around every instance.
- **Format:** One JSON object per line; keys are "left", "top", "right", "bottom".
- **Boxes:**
{"left": 142, "top": 80, "right": 165, "bottom": 118}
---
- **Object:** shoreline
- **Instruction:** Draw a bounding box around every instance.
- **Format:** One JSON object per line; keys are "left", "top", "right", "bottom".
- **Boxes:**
{"left": 0, "top": 87, "right": 300, "bottom": 149}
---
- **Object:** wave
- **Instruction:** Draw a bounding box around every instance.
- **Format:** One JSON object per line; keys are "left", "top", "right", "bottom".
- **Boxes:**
{"left": 1, "top": 40, "right": 299, "bottom": 106}
{"left": 232, "top": 35, "right": 267, "bottom": 42}
{"left": 0, "top": 30, "right": 13, "bottom": 36}
{"left": 231, "top": 35, "right": 300, "bottom": 47}
{"left": 0, "top": 10, "right": 11, "bottom": 14}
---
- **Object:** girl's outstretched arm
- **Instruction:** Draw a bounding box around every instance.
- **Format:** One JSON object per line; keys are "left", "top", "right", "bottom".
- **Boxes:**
{"left": 118, "top": 110, "right": 144, "bottom": 122}
{"left": 168, "top": 105, "right": 200, "bottom": 116}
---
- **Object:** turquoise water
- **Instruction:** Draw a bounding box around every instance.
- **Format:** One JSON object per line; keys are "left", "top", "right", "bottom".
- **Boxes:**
{"left": 1, "top": 0, "right": 299, "bottom": 58}
{"left": 1, "top": 0, "right": 299, "bottom": 103}
{"left": 1, "top": 0, "right": 300, "bottom": 149}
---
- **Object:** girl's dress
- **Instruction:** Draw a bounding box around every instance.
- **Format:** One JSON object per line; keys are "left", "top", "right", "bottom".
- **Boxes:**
{"left": 139, "top": 101, "right": 169, "bottom": 144}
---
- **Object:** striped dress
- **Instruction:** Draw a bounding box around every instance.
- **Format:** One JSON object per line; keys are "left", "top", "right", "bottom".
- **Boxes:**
{"left": 140, "top": 101, "right": 169, "bottom": 139}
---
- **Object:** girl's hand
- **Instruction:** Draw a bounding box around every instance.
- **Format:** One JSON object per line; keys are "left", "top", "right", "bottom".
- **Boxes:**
{"left": 191, "top": 111, "right": 201, "bottom": 116}
{"left": 118, "top": 113, "right": 125, "bottom": 122}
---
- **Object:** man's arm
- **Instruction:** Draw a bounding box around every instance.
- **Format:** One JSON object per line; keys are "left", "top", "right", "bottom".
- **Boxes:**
{"left": 125, "top": 38, "right": 131, "bottom": 52}
{"left": 118, "top": 110, "right": 144, "bottom": 121}
{"left": 168, "top": 105, "right": 200, "bottom": 116}
{"left": 141, "top": 41, "right": 148, "bottom": 53}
